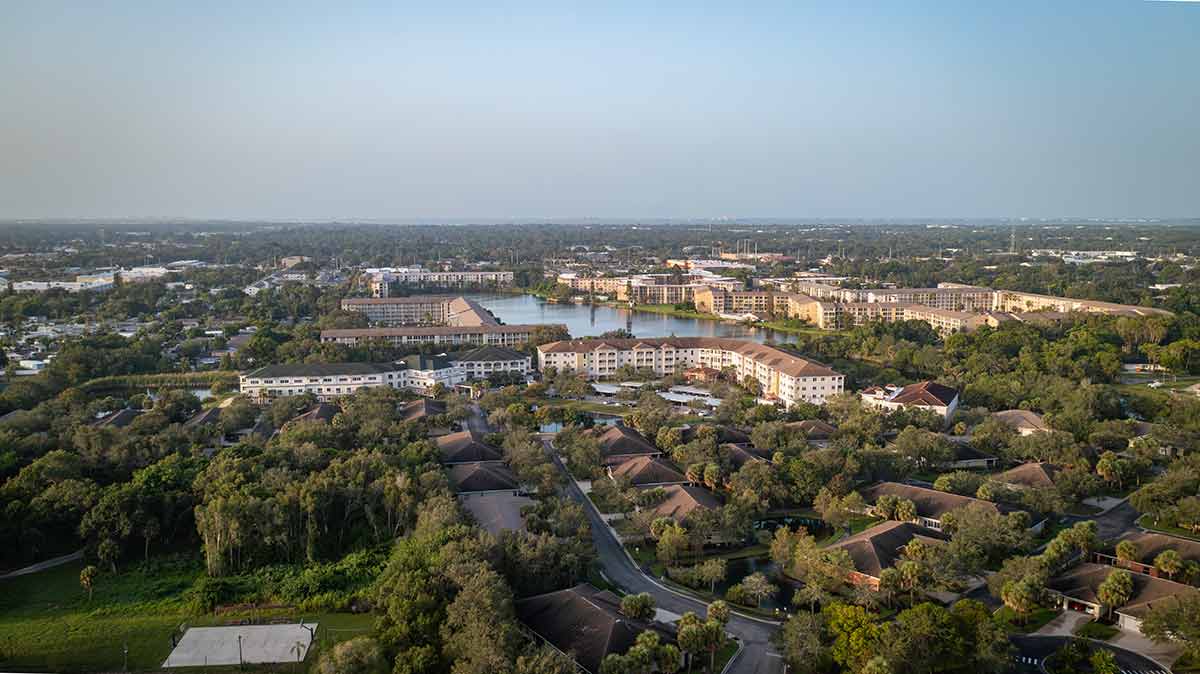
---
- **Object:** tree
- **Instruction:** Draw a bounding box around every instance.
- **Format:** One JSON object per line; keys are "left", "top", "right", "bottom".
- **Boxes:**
{"left": 1156, "top": 549, "right": 1184, "bottom": 580}
{"left": 780, "top": 612, "right": 829, "bottom": 674}
{"left": 1141, "top": 594, "right": 1200, "bottom": 659}
{"left": 656, "top": 522, "right": 689, "bottom": 565}
{"left": 707, "top": 600, "right": 730, "bottom": 626}
{"left": 1001, "top": 576, "right": 1042, "bottom": 624}
{"left": 620, "top": 592, "right": 656, "bottom": 621}
{"left": 677, "top": 621, "right": 707, "bottom": 674}
{"left": 314, "top": 636, "right": 388, "bottom": 674}
{"left": 1090, "top": 650, "right": 1119, "bottom": 674}
{"left": 1097, "top": 569, "right": 1134, "bottom": 618}
{"left": 824, "top": 603, "right": 888, "bottom": 673}
{"left": 1115, "top": 540, "right": 1138, "bottom": 562}
{"left": 696, "top": 558, "right": 727, "bottom": 594}
{"left": 79, "top": 564, "right": 98, "bottom": 601}
{"left": 739, "top": 572, "right": 775, "bottom": 608}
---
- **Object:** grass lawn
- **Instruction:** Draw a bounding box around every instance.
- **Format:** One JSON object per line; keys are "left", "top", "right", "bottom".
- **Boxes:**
{"left": 1066, "top": 502, "right": 1104, "bottom": 517}
{"left": 1074, "top": 620, "right": 1119, "bottom": 641}
{"left": 994, "top": 606, "right": 1059, "bottom": 634}
{"left": 629, "top": 304, "right": 716, "bottom": 320}
{"left": 1136, "top": 514, "right": 1200, "bottom": 542}
{"left": 0, "top": 558, "right": 372, "bottom": 673}
{"left": 1174, "top": 652, "right": 1200, "bottom": 673}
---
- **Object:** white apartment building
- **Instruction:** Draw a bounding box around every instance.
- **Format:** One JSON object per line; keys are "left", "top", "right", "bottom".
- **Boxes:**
{"left": 239, "top": 356, "right": 468, "bottom": 401}
{"left": 365, "top": 268, "right": 514, "bottom": 297}
{"left": 340, "top": 296, "right": 497, "bottom": 326}
{"left": 537, "top": 337, "right": 844, "bottom": 407}
{"left": 453, "top": 345, "right": 532, "bottom": 379}
{"left": 321, "top": 323, "right": 554, "bottom": 348}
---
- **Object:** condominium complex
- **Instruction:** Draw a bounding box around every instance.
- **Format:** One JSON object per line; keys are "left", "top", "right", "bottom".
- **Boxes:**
{"left": 364, "top": 267, "right": 514, "bottom": 298}
{"left": 537, "top": 337, "right": 845, "bottom": 407}
{"left": 555, "top": 270, "right": 742, "bottom": 304}
{"left": 321, "top": 323, "right": 557, "bottom": 348}
{"left": 341, "top": 296, "right": 498, "bottom": 326}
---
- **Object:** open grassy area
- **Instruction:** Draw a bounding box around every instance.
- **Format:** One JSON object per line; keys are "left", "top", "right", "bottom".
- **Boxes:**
{"left": 0, "top": 558, "right": 373, "bottom": 673}
{"left": 994, "top": 606, "right": 1059, "bottom": 634}
{"left": 1074, "top": 620, "right": 1119, "bottom": 641}
{"left": 752, "top": 320, "right": 830, "bottom": 336}
{"left": 629, "top": 304, "right": 716, "bottom": 320}
{"left": 1136, "top": 514, "right": 1200, "bottom": 541}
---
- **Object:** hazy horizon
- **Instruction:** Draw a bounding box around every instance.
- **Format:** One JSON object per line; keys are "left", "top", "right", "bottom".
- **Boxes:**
{"left": 3, "top": 1, "right": 1198, "bottom": 220}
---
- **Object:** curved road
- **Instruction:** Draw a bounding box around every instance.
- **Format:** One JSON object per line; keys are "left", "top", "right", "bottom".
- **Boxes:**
{"left": 546, "top": 441, "right": 785, "bottom": 674}
{"left": 1011, "top": 635, "right": 1168, "bottom": 673}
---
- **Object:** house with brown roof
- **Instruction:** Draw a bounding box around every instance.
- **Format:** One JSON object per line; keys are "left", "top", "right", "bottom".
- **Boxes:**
{"left": 1047, "top": 562, "right": 1200, "bottom": 634}
{"left": 785, "top": 419, "right": 837, "bottom": 441}
{"left": 515, "top": 584, "right": 677, "bottom": 674}
{"left": 944, "top": 442, "right": 999, "bottom": 470}
{"left": 827, "top": 521, "right": 948, "bottom": 590}
{"left": 92, "top": 408, "right": 142, "bottom": 429}
{"left": 860, "top": 381, "right": 959, "bottom": 420}
{"left": 860, "top": 482, "right": 1045, "bottom": 533}
{"left": 289, "top": 402, "right": 340, "bottom": 425}
{"left": 996, "top": 462, "right": 1062, "bottom": 490}
{"left": 436, "top": 430, "right": 504, "bottom": 464}
{"left": 448, "top": 462, "right": 520, "bottom": 494}
{"left": 607, "top": 456, "right": 687, "bottom": 487}
{"left": 991, "top": 409, "right": 1050, "bottom": 436}
{"left": 399, "top": 398, "right": 447, "bottom": 422}
{"left": 640, "top": 484, "right": 723, "bottom": 524}
{"left": 722, "top": 443, "right": 772, "bottom": 471}
{"left": 585, "top": 425, "right": 661, "bottom": 466}
{"left": 1096, "top": 531, "right": 1200, "bottom": 579}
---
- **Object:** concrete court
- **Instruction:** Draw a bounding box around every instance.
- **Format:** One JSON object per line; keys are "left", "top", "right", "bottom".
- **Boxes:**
{"left": 162, "top": 623, "right": 317, "bottom": 667}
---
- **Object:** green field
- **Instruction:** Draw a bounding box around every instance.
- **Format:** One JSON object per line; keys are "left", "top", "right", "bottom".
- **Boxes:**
{"left": 0, "top": 559, "right": 373, "bottom": 673}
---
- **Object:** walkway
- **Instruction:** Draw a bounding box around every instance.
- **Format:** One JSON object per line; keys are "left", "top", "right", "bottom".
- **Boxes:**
{"left": 0, "top": 550, "right": 83, "bottom": 579}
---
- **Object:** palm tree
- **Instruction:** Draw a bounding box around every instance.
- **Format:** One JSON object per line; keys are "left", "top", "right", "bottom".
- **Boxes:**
{"left": 79, "top": 565, "right": 98, "bottom": 602}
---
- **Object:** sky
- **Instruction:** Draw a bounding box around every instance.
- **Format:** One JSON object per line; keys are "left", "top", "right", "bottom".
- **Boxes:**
{"left": 1, "top": 1, "right": 1198, "bottom": 221}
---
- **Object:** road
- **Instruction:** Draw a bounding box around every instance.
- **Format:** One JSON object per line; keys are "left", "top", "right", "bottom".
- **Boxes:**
{"left": 0, "top": 549, "right": 83, "bottom": 579}
{"left": 1011, "top": 635, "right": 1168, "bottom": 674}
{"left": 465, "top": 403, "right": 492, "bottom": 435}
{"left": 542, "top": 435, "right": 785, "bottom": 674}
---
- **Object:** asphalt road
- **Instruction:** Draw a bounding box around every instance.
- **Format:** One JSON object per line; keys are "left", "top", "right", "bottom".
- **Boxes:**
{"left": 544, "top": 437, "right": 785, "bottom": 674}
{"left": 1011, "top": 635, "right": 1168, "bottom": 673}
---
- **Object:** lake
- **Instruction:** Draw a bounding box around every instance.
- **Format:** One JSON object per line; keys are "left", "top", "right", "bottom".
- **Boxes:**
{"left": 468, "top": 294, "right": 793, "bottom": 343}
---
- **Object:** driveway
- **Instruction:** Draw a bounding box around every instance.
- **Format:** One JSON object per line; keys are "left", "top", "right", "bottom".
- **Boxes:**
{"left": 546, "top": 440, "right": 785, "bottom": 674}
{"left": 1033, "top": 609, "right": 1091, "bottom": 637}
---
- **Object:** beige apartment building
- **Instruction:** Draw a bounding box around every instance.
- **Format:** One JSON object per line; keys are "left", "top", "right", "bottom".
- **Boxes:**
{"left": 341, "top": 296, "right": 498, "bottom": 327}
{"left": 321, "top": 324, "right": 556, "bottom": 348}
{"left": 537, "top": 337, "right": 845, "bottom": 407}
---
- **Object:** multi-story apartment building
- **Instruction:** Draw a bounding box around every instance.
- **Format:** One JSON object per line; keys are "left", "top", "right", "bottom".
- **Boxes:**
{"left": 537, "top": 337, "right": 844, "bottom": 407}
{"left": 556, "top": 271, "right": 742, "bottom": 304}
{"left": 341, "top": 296, "right": 498, "bottom": 326}
{"left": 240, "top": 363, "right": 407, "bottom": 401}
{"left": 321, "top": 323, "right": 558, "bottom": 348}
{"left": 992, "top": 289, "right": 1172, "bottom": 317}
{"left": 365, "top": 267, "right": 514, "bottom": 297}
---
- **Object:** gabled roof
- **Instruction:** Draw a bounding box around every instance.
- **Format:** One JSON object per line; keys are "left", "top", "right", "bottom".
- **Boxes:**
{"left": 538, "top": 337, "right": 841, "bottom": 379}
{"left": 92, "top": 408, "right": 142, "bottom": 429}
{"left": 609, "top": 456, "right": 687, "bottom": 486}
{"left": 243, "top": 362, "right": 402, "bottom": 378}
{"left": 403, "top": 353, "right": 455, "bottom": 371}
{"left": 723, "top": 443, "right": 771, "bottom": 470}
{"left": 950, "top": 441, "right": 996, "bottom": 463}
{"left": 1116, "top": 531, "right": 1200, "bottom": 565}
{"left": 586, "top": 425, "right": 660, "bottom": 461}
{"left": 992, "top": 409, "right": 1049, "bottom": 432}
{"left": 680, "top": 424, "right": 750, "bottom": 445}
{"left": 829, "top": 521, "right": 947, "bottom": 579}
{"left": 184, "top": 406, "right": 223, "bottom": 428}
{"left": 786, "top": 419, "right": 837, "bottom": 440}
{"left": 399, "top": 398, "right": 447, "bottom": 422}
{"left": 453, "top": 345, "right": 528, "bottom": 362}
{"left": 889, "top": 381, "right": 959, "bottom": 407}
{"left": 448, "top": 462, "right": 519, "bottom": 493}
{"left": 644, "top": 484, "right": 723, "bottom": 522}
{"left": 1049, "top": 562, "right": 1200, "bottom": 619}
{"left": 860, "top": 481, "right": 1038, "bottom": 523}
{"left": 290, "top": 403, "right": 339, "bottom": 425}
{"left": 997, "top": 462, "right": 1061, "bottom": 489}
{"left": 435, "top": 430, "right": 503, "bottom": 463}
{"left": 514, "top": 584, "right": 676, "bottom": 674}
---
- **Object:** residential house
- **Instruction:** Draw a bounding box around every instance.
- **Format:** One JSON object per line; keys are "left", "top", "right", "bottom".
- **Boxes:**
{"left": 607, "top": 456, "right": 687, "bottom": 487}
{"left": 860, "top": 482, "right": 1045, "bottom": 533}
{"left": 586, "top": 425, "right": 661, "bottom": 466}
{"left": 991, "top": 409, "right": 1050, "bottom": 436}
{"left": 827, "top": 521, "right": 948, "bottom": 590}
{"left": 641, "top": 484, "right": 723, "bottom": 524}
{"left": 436, "top": 430, "right": 503, "bottom": 464}
{"left": 448, "top": 462, "right": 521, "bottom": 494}
{"left": 996, "top": 462, "right": 1062, "bottom": 490}
{"left": 1047, "top": 562, "right": 1200, "bottom": 633}
{"left": 860, "top": 381, "right": 960, "bottom": 421}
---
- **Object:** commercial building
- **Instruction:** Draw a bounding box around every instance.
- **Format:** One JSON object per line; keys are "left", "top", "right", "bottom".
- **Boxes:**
{"left": 321, "top": 323, "right": 555, "bottom": 348}
{"left": 537, "top": 337, "right": 845, "bottom": 407}
{"left": 340, "top": 296, "right": 498, "bottom": 326}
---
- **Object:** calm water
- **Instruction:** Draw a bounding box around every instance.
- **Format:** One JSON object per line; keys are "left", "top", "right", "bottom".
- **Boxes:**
{"left": 468, "top": 294, "right": 791, "bottom": 343}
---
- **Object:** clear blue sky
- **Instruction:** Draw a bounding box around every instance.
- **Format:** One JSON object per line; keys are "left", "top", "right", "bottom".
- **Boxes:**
{"left": 1, "top": 1, "right": 1197, "bottom": 220}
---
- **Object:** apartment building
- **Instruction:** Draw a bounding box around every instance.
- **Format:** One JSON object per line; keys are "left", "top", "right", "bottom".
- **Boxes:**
{"left": 992, "top": 289, "right": 1172, "bottom": 317}
{"left": 321, "top": 323, "right": 557, "bottom": 348}
{"left": 537, "top": 337, "right": 844, "bottom": 407}
{"left": 240, "top": 363, "right": 406, "bottom": 401}
{"left": 340, "top": 296, "right": 498, "bottom": 326}
{"left": 556, "top": 271, "right": 741, "bottom": 304}
{"left": 365, "top": 267, "right": 514, "bottom": 297}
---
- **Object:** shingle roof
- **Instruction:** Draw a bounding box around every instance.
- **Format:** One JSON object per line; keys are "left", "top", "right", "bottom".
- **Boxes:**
{"left": 453, "top": 345, "right": 528, "bottom": 362}
{"left": 997, "top": 462, "right": 1061, "bottom": 489}
{"left": 889, "top": 381, "right": 959, "bottom": 407}
{"left": 609, "top": 456, "right": 687, "bottom": 486}
{"left": 587, "top": 425, "right": 660, "bottom": 463}
{"left": 829, "top": 521, "right": 947, "bottom": 579}
{"left": 786, "top": 419, "right": 837, "bottom": 440}
{"left": 992, "top": 409, "right": 1049, "bottom": 432}
{"left": 680, "top": 424, "right": 750, "bottom": 445}
{"left": 643, "top": 484, "right": 723, "bottom": 522}
{"left": 860, "top": 481, "right": 1038, "bottom": 522}
{"left": 1116, "top": 531, "right": 1200, "bottom": 565}
{"left": 399, "top": 398, "right": 447, "bottom": 422}
{"left": 951, "top": 441, "right": 996, "bottom": 463}
{"left": 1049, "top": 562, "right": 1200, "bottom": 619}
{"left": 538, "top": 337, "right": 840, "bottom": 379}
{"left": 184, "top": 406, "right": 223, "bottom": 428}
{"left": 448, "top": 462, "right": 519, "bottom": 493}
{"left": 322, "top": 324, "right": 553, "bottom": 338}
{"left": 92, "top": 408, "right": 142, "bottom": 428}
{"left": 403, "top": 353, "right": 455, "bottom": 371}
{"left": 243, "top": 362, "right": 402, "bottom": 378}
{"left": 436, "top": 430, "right": 503, "bottom": 463}
{"left": 722, "top": 443, "right": 771, "bottom": 470}
{"left": 514, "top": 584, "right": 676, "bottom": 674}
{"left": 291, "top": 403, "right": 339, "bottom": 424}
